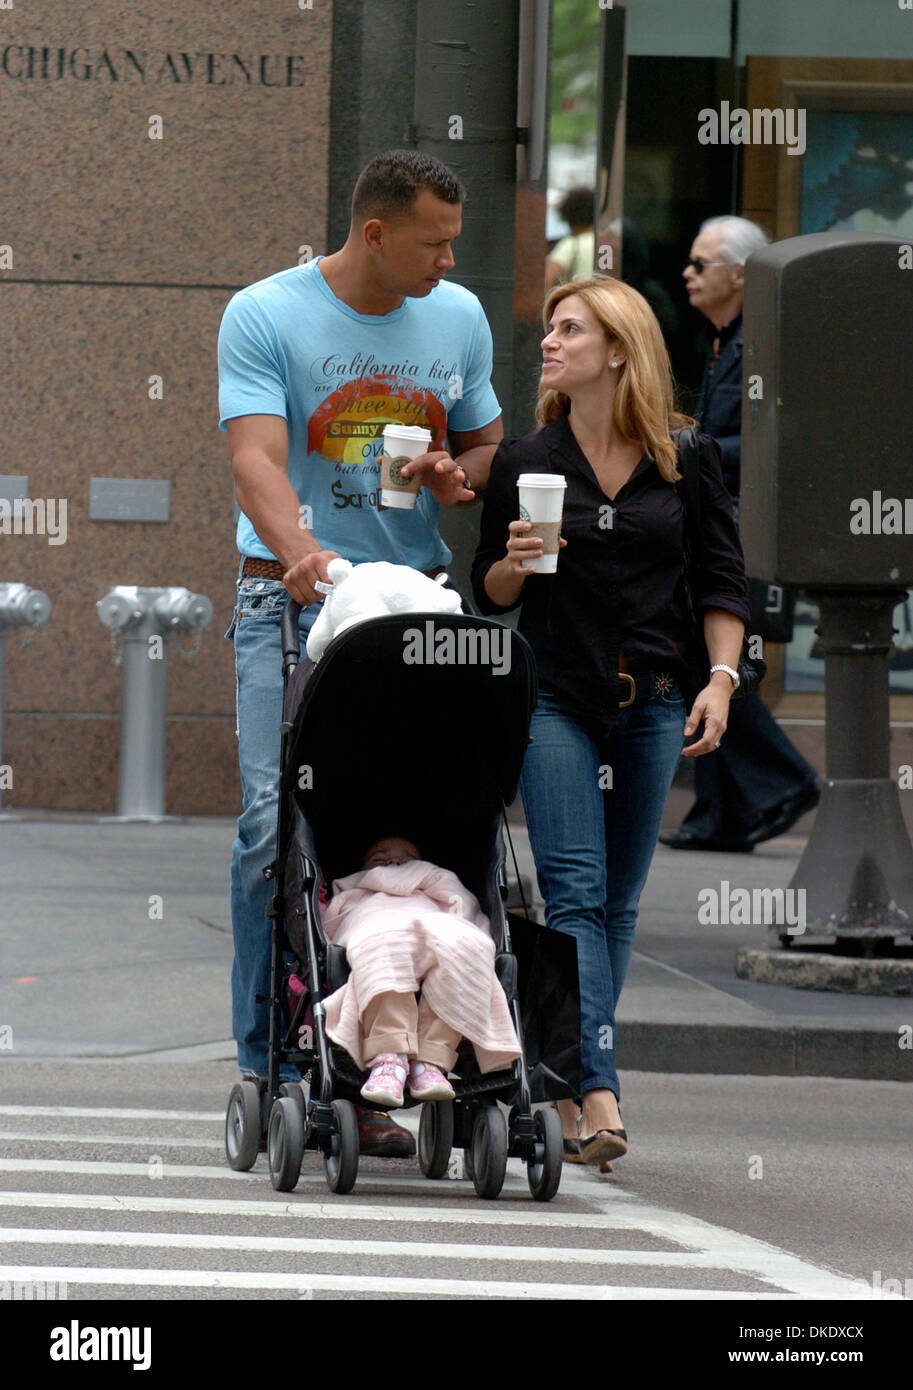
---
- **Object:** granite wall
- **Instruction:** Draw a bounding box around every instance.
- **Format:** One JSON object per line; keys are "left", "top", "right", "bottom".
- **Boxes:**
{"left": 0, "top": 1, "right": 333, "bottom": 812}
{"left": 2, "top": 0, "right": 542, "bottom": 813}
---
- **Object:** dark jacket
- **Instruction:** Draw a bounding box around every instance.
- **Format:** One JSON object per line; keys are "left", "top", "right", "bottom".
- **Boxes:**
{"left": 695, "top": 311, "right": 742, "bottom": 498}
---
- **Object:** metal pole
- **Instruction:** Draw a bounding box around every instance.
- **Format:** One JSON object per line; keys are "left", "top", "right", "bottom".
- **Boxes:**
{"left": 116, "top": 617, "right": 170, "bottom": 820}
{"left": 789, "top": 589, "right": 913, "bottom": 945}
{"left": 413, "top": 0, "right": 520, "bottom": 420}
{"left": 818, "top": 593, "right": 894, "bottom": 779}
{"left": 413, "top": 0, "right": 520, "bottom": 603}
{"left": 596, "top": 0, "right": 628, "bottom": 278}
{"left": 0, "top": 633, "right": 7, "bottom": 816}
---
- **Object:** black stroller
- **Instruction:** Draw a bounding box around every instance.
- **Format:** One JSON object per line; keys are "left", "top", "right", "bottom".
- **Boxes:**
{"left": 224, "top": 600, "right": 564, "bottom": 1201}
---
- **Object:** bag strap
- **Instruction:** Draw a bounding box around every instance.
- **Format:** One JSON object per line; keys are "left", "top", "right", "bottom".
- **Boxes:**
{"left": 675, "top": 425, "right": 703, "bottom": 573}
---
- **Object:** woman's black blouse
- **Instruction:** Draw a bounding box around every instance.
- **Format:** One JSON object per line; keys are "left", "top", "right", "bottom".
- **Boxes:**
{"left": 470, "top": 414, "right": 750, "bottom": 740}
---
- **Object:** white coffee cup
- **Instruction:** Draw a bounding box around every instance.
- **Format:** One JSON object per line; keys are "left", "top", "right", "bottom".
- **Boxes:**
{"left": 380, "top": 424, "right": 433, "bottom": 509}
{"left": 517, "top": 473, "right": 566, "bottom": 573}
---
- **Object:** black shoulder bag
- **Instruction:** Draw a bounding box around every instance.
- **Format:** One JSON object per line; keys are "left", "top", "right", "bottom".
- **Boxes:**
{"left": 676, "top": 427, "right": 765, "bottom": 701}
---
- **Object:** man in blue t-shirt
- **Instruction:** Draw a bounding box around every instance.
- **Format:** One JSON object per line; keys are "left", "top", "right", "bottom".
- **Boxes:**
{"left": 218, "top": 150, "right": 502, "bottom": 1155}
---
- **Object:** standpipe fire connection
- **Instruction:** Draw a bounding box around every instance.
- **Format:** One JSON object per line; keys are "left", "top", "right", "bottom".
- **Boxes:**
{"left": 96, "top": 586, "right": 212, "bottom": 821}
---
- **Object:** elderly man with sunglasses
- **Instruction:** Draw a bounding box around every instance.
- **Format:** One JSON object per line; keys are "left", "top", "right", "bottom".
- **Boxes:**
{"left": 661, "top": 215, "right": 821, "bottom": 853}
{"left": 681, "top": 216, "right": 769, "bottom": 499}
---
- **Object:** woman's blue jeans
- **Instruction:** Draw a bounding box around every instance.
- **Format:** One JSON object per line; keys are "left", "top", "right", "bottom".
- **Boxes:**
{"left": 519, "top": 684, "right": 686, "bottom": 1102}
{"left": 226, "top": 571, "right": 319, "bottom": 1080}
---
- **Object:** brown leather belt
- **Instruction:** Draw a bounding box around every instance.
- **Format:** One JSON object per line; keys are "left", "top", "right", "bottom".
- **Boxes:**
{"left": 241, "top": 556, "right": 447, "bottom": 582}
{"left": 242, "top": 557, "right": 285, "bottom": 581}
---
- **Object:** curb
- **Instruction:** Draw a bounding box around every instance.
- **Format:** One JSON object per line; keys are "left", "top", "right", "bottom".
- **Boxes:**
{"left": 736, "top": 947, "right": 913, "bottom": 996}
{"left": 620, "top": 1022, "right": 912, "bottom": 1083}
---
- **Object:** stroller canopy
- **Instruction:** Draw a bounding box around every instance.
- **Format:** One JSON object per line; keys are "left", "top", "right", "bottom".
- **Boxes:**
{"left": 282, "top": 614, "right": 537, "bottom": 894}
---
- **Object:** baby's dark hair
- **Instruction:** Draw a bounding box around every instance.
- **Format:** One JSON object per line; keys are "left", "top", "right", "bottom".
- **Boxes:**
{"left": 361, "top": 833, "right": 422, "bottom": 864}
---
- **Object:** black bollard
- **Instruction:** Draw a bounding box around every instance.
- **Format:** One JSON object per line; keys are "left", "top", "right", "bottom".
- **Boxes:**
{"left": 792, "top": 591, "right": 913, "bottom": 946}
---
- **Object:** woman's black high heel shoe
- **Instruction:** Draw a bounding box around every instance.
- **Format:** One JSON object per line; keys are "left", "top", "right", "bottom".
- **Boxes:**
{"left": 578, "top": 1122, "right": 627, "bottom": 1165}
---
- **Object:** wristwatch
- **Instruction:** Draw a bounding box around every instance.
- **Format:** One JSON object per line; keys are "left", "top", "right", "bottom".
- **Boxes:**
{"left": 710, "top": 663, "right": 740, "bottom": 690}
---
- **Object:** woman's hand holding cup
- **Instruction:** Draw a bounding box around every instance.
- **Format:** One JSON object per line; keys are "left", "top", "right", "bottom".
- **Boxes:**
{"left": 481, "top": 477, "right": 567, "bottom": 609}
{"left": 505, "top": 519, "right": 566, "bottom": 576}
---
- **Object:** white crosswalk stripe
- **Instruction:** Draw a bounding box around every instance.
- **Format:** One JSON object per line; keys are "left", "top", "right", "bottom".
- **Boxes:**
{"left": 0, "top": 1103, "right": 865, "bottom": 1301}
{"left": 0, "top": 1106, "right": 221, "bottom": 1121}
{"left": 0, "top": 1226, "right": 738, "bottom": 1267}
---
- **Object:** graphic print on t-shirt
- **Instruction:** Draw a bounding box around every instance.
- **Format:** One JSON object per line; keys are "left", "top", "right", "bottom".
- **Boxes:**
{"left": 218, "top": 260, "right": 500, "bottom": 566}
{"left": 308, "top": 372, "right": 448, "bottom": 512}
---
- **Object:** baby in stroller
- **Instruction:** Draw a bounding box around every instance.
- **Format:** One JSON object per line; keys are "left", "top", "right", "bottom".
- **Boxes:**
{"left": 321, "top": 835, "right": 521, "bottom": 1108}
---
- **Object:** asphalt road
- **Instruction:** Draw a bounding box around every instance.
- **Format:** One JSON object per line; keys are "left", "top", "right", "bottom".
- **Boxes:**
{"left": 0, "top": 1061, "right": 909, "bottom": 1305}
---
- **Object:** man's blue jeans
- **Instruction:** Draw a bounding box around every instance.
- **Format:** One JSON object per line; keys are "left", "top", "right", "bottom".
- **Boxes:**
{"left": 226, "top": 571, "right": 319, "bottom": 1079}
{"left": 519, "top": 684, "right": 686, "bottom": 1101}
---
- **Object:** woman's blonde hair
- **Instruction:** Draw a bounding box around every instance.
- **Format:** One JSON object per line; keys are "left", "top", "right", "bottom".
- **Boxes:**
{"left": 536, "top": 275, "right": 692, "bottom": 482}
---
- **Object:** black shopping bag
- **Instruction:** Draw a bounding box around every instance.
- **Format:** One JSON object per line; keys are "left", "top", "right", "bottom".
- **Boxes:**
{"left": 508, "top": 911, "right": 581, "bottom": 1102}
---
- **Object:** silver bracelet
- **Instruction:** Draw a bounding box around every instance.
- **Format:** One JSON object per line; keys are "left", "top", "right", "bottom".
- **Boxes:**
{"left": 710, "top": 663, "right": 740, "bottom": 690}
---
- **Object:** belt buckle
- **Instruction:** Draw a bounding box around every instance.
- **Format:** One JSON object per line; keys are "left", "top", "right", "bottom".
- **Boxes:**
{"left": 617, "top": 672, "right": 636, "bottom": 708}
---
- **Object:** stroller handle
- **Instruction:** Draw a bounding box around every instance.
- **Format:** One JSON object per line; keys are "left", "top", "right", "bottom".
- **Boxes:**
{"left": 281, "top": 597, "right": 302, "bottom": 672}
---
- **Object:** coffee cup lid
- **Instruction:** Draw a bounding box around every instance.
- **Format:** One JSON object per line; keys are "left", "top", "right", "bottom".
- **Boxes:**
{"left": 517, "top": 472, "right": 566, "bottom": 488}
{"left": 382, "top": 424, "right": 432, "bottom": 441}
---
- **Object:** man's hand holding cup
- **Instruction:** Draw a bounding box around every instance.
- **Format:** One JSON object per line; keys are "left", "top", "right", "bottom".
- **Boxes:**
{"left": 400, "top": 450, "right": 475, "bottom": 506}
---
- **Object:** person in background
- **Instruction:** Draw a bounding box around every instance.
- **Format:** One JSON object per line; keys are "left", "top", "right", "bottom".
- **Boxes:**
{"left": 660, "top": 215, "right": 820, "bottom": 852}
{"left": 546, "top": 187, "right": 595, "bottom": 289}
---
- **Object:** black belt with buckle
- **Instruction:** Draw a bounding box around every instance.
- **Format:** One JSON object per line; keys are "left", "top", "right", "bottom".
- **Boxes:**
{"left": 617, "top": 671, "right": 677, "bottom": 708}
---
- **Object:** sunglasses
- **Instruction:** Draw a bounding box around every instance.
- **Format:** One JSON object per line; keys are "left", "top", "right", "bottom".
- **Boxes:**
{"left": 685, "top": 257, "right": 730, "bottom": 274}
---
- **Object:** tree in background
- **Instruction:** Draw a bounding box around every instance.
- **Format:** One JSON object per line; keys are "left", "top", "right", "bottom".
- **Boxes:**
{"left": 550, "top": 0, "right": 601, "bottom": 148}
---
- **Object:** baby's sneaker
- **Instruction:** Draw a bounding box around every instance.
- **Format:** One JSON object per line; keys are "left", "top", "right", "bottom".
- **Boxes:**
{"left": 408, "top": 1059, "right": 454, "bottom": 1101}
{"left": 360, "top": 1053, "right": 407, "bottom": 1108}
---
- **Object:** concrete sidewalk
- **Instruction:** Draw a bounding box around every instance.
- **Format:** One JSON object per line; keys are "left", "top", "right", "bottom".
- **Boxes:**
{"left": 0, "top": 811, "right": 909, "bottom": 1082}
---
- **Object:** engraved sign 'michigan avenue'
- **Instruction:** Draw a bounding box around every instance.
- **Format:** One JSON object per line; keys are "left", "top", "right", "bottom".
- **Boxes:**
{"left": 0, "top": 46, "right": 309, "bottom": 86}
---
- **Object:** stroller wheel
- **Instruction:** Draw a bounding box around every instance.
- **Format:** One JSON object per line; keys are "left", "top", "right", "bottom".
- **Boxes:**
{"left": 225, "top": 1080, "right": 261, "bottom": 1172}
{"left": 470, "top": 1104, "right": 508, "bottom": 1200}
{"left": 279, "top": 1081, "right": 307, "bottom": 1128}
{"left": 324, "top": 1098, "right": 359, "bottom": 1195}
{"left": 526, "top": 1105, "right": 563, "bottom": 1202}
{"left": 418, "top": 1101, "right": 454, "bottom": 1179}
{"left": 268, "top": 1096, "right": 305, "bottom": 1192}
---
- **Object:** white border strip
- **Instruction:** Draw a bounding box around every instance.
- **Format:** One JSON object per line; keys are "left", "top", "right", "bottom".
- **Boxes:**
{"left": 0, "top": 1264, "right": 793, "bottom": 1300}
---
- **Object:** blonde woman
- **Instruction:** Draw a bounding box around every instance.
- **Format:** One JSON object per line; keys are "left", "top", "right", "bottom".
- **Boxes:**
{"left": 471, "top": 277, "right": 749, "bottom": 1166}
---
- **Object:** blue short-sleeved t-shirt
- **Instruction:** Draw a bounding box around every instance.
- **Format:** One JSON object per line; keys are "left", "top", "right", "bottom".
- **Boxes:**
{"left": 218, "top": 257, "right": 501, "bottom": 569}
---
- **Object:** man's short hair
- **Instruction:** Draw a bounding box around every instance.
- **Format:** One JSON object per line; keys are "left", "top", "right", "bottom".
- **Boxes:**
{"left": 351, "top": 150, "right": 466, "bottom": 224}
{"left": 700, "top": 215, "right": 770, "bottom": 266}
